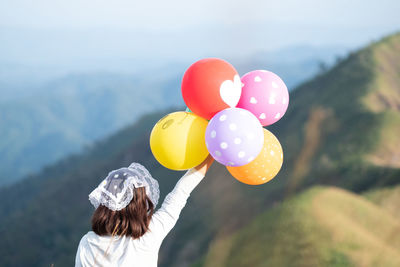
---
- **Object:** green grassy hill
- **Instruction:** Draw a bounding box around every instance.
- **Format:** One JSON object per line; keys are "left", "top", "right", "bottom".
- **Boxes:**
{"left": 197, "top": 186, "right": 400, "bottom": 267}
{"left": 275, "top": 32, "right": 400, "bottom": 195}
{"left": 0, "top": 33, "right": 399, "bottom": 266}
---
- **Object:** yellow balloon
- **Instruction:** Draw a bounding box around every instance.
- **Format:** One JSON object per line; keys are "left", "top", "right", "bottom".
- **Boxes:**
{"left": 227, "top": 129, "right": 283, "bottom": 185}
{"left": 150, "top": 111, "right": 209, "bottom": 170}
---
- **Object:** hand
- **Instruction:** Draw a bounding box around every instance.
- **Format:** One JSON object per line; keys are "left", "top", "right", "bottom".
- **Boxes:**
{"left": 194, "top": 154, "right": 214, "bottom": 176}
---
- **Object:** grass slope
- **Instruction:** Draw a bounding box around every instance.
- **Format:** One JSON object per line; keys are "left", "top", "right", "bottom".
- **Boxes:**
{"left": 199, "top": 186, "right": 400, "bottom": 267}
{"left": 363, "top": 185, "right": 400, "bottom": 220}
{"left": 363, "top": 33, "right": 400, "bottom": 167}
{"left": 275, "top": 32, "right": 400, "bottom": 195}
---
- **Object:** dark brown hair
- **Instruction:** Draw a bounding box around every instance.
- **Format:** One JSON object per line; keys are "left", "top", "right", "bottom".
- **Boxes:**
{"left": 91, "top": 187, "right": 154, "bottom": 238}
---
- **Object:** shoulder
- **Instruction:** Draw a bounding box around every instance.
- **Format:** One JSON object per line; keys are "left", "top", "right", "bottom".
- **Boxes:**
{"left": 78, "top": 231, "right": 95, "bottom": 246}
{"left": 85, "top": 231, "right": 97, "bottom": 238}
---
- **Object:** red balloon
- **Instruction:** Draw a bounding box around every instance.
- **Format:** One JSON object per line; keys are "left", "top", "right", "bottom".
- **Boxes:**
{"left": 181, "top": 58, "right": 242, "bottom": 120}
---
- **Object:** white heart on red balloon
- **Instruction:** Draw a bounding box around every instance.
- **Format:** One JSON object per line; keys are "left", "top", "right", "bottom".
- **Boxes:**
{"left": 220, "top": 75, "right": 242, "bottom": 107}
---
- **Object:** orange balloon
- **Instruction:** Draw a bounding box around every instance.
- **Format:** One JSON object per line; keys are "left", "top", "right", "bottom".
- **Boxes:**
{"left": 227, "top": 129, "right": 283, "bottom": 185}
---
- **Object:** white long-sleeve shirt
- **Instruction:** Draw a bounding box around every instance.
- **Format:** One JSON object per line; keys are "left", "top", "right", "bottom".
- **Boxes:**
{"left": 75, "top": 168, "right": 205, "bottom": 267}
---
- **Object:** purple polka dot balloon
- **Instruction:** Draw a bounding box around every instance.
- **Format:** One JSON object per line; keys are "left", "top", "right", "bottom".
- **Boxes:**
{"left": 205, "top": 108, "right": 264, "bottom": 166}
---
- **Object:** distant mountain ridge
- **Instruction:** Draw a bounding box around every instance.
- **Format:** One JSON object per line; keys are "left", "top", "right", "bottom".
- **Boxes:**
{"left": 0, "top": 72, "right": 183, "bottom": 185}
{"left": 0, "top": 45, "right": 344, "bottom": 186}
{"left": 0, "top": 33, "right": 399, "bottom": 266}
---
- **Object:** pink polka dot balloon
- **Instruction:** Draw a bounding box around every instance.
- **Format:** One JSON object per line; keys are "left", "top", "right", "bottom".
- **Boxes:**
{"left": 237, "top": 70, "right": 289, "bottom": 126}
{"left": 205, "top": 108, "right": 264, "bottom": 167}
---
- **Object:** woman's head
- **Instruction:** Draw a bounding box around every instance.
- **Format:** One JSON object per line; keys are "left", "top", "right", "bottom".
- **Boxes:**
{"left": 91, "top": 187, "right": 155, "bottom": 238}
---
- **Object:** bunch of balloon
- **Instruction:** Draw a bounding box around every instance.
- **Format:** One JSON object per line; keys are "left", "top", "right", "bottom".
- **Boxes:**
{"left": 150, "top": 58, "right": 289, "bottom": 185}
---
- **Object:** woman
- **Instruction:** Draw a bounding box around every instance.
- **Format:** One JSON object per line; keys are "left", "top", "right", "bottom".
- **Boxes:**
{"left": 75, "top": 155, "right": 214, "bottom": 266}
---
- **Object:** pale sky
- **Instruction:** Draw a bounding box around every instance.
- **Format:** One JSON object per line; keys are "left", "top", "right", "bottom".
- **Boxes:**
{"left": 0, "top": 0, "right": 399, "bottom": 73}
{"left": 1, "top": 0, "right": 399, "bottom": 31}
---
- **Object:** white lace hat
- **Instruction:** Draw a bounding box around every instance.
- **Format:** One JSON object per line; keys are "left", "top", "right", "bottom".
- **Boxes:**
{"left": 89, "top": 163, "right": 160, "bottom": 211}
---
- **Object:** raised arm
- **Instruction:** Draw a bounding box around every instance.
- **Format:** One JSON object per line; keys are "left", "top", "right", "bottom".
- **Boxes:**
{"left": 146, "top": 155, "right": 213, "bottom": 246}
